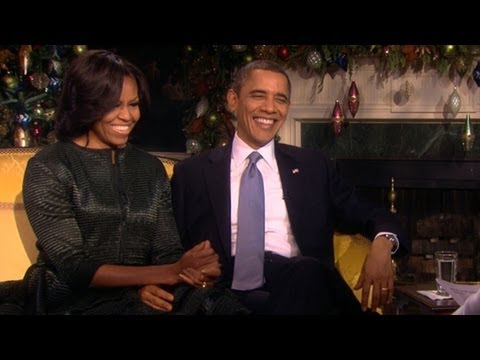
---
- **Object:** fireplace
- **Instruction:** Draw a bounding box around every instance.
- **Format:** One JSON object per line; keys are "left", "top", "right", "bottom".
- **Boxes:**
{"left": 278, "top": 65, "right": 480, "bottom": 282}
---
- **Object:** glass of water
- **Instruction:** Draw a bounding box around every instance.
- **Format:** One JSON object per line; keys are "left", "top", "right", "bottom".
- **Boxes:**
{"left": 435, "top": 251, "right": 458, "bottom": 296}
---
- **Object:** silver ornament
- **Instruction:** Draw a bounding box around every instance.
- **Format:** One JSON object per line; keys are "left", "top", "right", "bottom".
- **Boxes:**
{"left": 195, "top": 96, "right": 209, "bottom": 118}
{"left": 448, "top": 86, "right": 461, "bottom": 117}
{"left": 306, "top": 51, "right": 323, "bottom": 69}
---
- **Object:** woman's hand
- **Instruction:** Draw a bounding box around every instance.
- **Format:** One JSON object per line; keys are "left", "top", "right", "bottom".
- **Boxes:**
{"left": 138, "top": 284, "right": 174, "bottom": 312}
{"left": 176, "top": 240, "right": 221, "bottom": 287}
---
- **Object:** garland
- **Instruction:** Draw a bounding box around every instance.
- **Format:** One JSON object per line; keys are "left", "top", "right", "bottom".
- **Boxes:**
{"left": 175, "top": 45, "right": 480, "bottom": 151}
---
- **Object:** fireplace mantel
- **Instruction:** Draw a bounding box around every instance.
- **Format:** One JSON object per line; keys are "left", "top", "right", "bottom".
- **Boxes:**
{"left": 279, "top": 60, "right": 480, "bottom": 147}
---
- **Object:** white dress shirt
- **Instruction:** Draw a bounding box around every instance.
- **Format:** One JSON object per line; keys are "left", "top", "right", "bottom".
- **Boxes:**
{"left": 230, "top": 133, "right": 398, "bottom": 257}
{"left": 230, "top": 133, "right": 301, "bottom": 258}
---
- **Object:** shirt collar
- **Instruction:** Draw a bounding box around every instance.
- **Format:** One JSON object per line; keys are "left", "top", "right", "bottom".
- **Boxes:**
{"left": 232, "top": 132, "right": 276, "bottom": 170}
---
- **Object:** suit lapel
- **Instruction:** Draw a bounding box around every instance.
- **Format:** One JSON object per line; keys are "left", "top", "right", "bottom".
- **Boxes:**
{"left": 203, "top": 145, "right": 232, "bottom": 264}
{"left": 276, "top": 145, "right": 304, "bottom": 237}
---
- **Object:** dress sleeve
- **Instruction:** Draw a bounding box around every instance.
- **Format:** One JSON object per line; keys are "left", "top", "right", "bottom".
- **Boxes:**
{"left": 150, "top": 162, "right": 184, "bottom": 265}
{"left": 23, "top": 157, "right": 102, "bottom": 290}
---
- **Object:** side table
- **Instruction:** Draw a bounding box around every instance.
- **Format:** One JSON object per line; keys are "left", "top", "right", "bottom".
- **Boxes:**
{"left": 389, "top": 282, "right": 459, "bottom": 315}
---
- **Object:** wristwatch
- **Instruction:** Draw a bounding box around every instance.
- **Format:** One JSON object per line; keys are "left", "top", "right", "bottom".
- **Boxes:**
{"left": 383, "top": 233, "right": 399, "bottom": 254}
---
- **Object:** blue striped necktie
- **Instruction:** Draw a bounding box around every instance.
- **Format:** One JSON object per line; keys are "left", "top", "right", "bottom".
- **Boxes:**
{"left": 232, "top": 151, "right": 265, "bottom": 290}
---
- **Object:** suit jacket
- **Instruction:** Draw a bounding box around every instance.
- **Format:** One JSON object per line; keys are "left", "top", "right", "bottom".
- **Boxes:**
{"left": 171, "top": 142, "right": 408, "bottom": 286}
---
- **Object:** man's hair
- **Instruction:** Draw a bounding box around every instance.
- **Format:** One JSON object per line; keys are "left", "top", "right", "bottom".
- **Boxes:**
{"left": 230, "top": 59, "right": 291, "bottom": 98}
{"left": 55, "top": 49, "right": 150, "bottom": 142}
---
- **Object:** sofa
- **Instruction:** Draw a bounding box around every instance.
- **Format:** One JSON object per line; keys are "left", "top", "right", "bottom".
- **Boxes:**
{"left": 0, "top": 147, "right": 372, "bottom": 303}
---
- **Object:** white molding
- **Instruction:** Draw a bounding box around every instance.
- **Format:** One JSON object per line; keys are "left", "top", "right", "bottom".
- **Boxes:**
{"left": 282, "top": 64, "right": 480, "bottom": 147}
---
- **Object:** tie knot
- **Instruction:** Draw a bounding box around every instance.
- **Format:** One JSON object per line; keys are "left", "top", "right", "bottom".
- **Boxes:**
{"left": 248, "top": 151, "right": 262, "bottom": 165}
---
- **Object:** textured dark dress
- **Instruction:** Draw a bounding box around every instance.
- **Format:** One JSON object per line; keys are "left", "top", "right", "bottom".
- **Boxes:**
{"left": 2, "top": 141, "right": 247, "bottom": 315}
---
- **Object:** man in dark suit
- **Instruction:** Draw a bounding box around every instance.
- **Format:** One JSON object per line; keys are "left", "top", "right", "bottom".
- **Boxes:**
{"left": 171, "top": 60, "right": 408, "bottom": 315}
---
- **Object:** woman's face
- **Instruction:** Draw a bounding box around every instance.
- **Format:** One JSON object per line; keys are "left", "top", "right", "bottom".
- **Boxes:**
{"left": 87, "top": 76, "right": 141, "bottom": 149}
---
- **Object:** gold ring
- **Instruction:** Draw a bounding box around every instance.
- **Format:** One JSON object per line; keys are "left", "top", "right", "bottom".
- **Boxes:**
{"left": 202, "top": 282, "right": 207, "bottom": 288}
{"left": 381, "top": 287, "right": 388, "bottom": 291}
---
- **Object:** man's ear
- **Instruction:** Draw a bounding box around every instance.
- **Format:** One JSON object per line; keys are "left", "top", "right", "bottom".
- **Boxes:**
{"left": 226, "top": 89, "right": 237, "bottom": 114}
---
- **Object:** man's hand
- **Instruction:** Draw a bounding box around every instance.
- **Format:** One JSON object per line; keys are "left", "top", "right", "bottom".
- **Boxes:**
{"left": 138, "top": 284, "right": 174, "bottom": 312}
{"left": 177, "top": 240, "right": 221, "bottom": 287}
{"left": 353, "top": 235, "right": 394, "bottom": 311}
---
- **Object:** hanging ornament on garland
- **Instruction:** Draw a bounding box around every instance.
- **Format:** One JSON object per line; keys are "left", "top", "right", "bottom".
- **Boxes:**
{"left": 347, "top": 81, "right": 360, "bottom": 118}
{"left": 462, "top": 114, "right": 475, "bottom": 152}
{"left": 448, "top": 86, "right": 461, "bottom": 117}
{"left": 472, "top": 62, "right": 480, "bottom": 87}
{"left": 277, "top": 46, "right": 290, "bottom": 60}
{"left": 331, "top": 99, "right": 344, "bottom": 137}
{"left": 306, "top": 50, "right": 323, "bottom": 69}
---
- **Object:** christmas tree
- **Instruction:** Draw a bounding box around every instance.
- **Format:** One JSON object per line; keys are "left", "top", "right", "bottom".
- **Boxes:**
{"left": 0, "top": 45, "right": 87, "bottom": 148}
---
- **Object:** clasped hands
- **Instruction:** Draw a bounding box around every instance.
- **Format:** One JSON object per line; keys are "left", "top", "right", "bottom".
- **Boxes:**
{"left": 176, "top": 240, "right": 221, "bottom": 288}
{"left": 139, "top": 240, "right": 220, "bottom": 312}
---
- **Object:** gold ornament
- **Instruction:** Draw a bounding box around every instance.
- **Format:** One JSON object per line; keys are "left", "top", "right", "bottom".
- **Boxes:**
{"left": 462, "top": 114, "right": 475, "bottom": 152}
{"left": 13, "top": 125, "right": 31, "bottom": 147}
{"left": 2, "top": 74, "right": 19, "bottom": 90}
{"left": 73, "top": 45, "right": 88, "bottom": 55}
{"left": 31, "top": 72, "right": 50, "bottom": 90}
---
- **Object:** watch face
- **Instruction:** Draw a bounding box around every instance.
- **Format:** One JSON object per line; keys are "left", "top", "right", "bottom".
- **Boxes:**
{"left": 386, "top": 234, "right": 399, "bottom": 253}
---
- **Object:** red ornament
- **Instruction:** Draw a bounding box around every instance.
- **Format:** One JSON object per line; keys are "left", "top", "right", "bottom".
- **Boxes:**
{"left": 277, "top": 46, "right": 290, "bottom": 60}
{"left": 31, "top": 120, "right": 42, "bottom": 146}
{"left": 331, "top": 99, "right": 344, "bottom": 137}
{"left": 347, "top": 81, "right": 360, "bottom": 118}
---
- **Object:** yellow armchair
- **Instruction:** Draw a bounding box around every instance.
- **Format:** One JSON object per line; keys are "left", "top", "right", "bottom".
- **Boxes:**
{"left": 0, "top": 148, "right": 371, "bottom": 305}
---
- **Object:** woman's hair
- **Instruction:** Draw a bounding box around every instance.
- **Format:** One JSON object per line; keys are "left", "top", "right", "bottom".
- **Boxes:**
{"left": 55, "top": 49, "right": 150, "bottom": 142}
{"left": 230, "top": 59, "right": 291, "bottom": 99}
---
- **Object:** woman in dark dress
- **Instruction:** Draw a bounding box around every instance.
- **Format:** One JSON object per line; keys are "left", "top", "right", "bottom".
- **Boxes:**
{"left": 0, "top": 49, "right": 247, "bottom": 315}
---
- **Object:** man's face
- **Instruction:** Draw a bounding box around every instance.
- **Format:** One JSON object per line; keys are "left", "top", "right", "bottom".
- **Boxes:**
{"left": 227, "top": 69, "right": 290, "bottom": 149}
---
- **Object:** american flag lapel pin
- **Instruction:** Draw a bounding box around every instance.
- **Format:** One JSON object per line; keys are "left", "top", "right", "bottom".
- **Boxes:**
{"left": 292, "top": 168, "right": 300, "bottom": 174}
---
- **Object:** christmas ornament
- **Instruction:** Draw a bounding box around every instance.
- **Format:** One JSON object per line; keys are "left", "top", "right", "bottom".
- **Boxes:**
{"left": 205, "top": 112, "right": 221, "bottom": 128}
{"left": 336, "top": 53, "right": 348, "bottom": 72}
{"left": 277, "top": 46, "right": 289, "bottom": 60}
{"left": 454, "top": 56, "right": 467, "bottom": 77}
{"left": 448, "top": 86, "right": 461, "bottom": 117}
{"left": 473, "top": 62, "right": 480, "bottom": 87}
{"left": 48, "top": 59, "right": 63, "bottom": 76}
{"left": 18, "top": 45, "right": 32, "bottom": 76}
{"left": 331, "top": 99, "right": 344, "bottom": 137}
{"left": 347, "top": 81, "right": 360, "bottom": 118}
{"left": 442, "top": 45, "right": 456, "bottom": 58}
{"left": 13, "top": 124, "right": 31, "bottom": 147}
{"left": 2, "top": 73, "right": 19, "bottom": 90}
{"left": 31, "top": 72, "right": 50, "bottom": 91}
{"left": 462, "top": 114, "right": 475, "bottom": 152}
{"left": 185, "top": 138, "right": 202, "bottom": 155}
{"left": 195, "top": 97, "right": 209, "bottom": 118}
{"left": 31, "top": 120, "right": 42, "bottom": 146}
{"left": 306, "top": 51, "right": 323, "bottom": 69}
{"left": 73, "top": 45, "right": 88, "bottom": 55}
{"left": 49, "top": 76, "right": 61, "bottom": 92}
{"left": 16, "top": 111, "right": 31, "bottom": 130}
{"left": 33, "top": 103, "right": 45, "bottom": 117}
